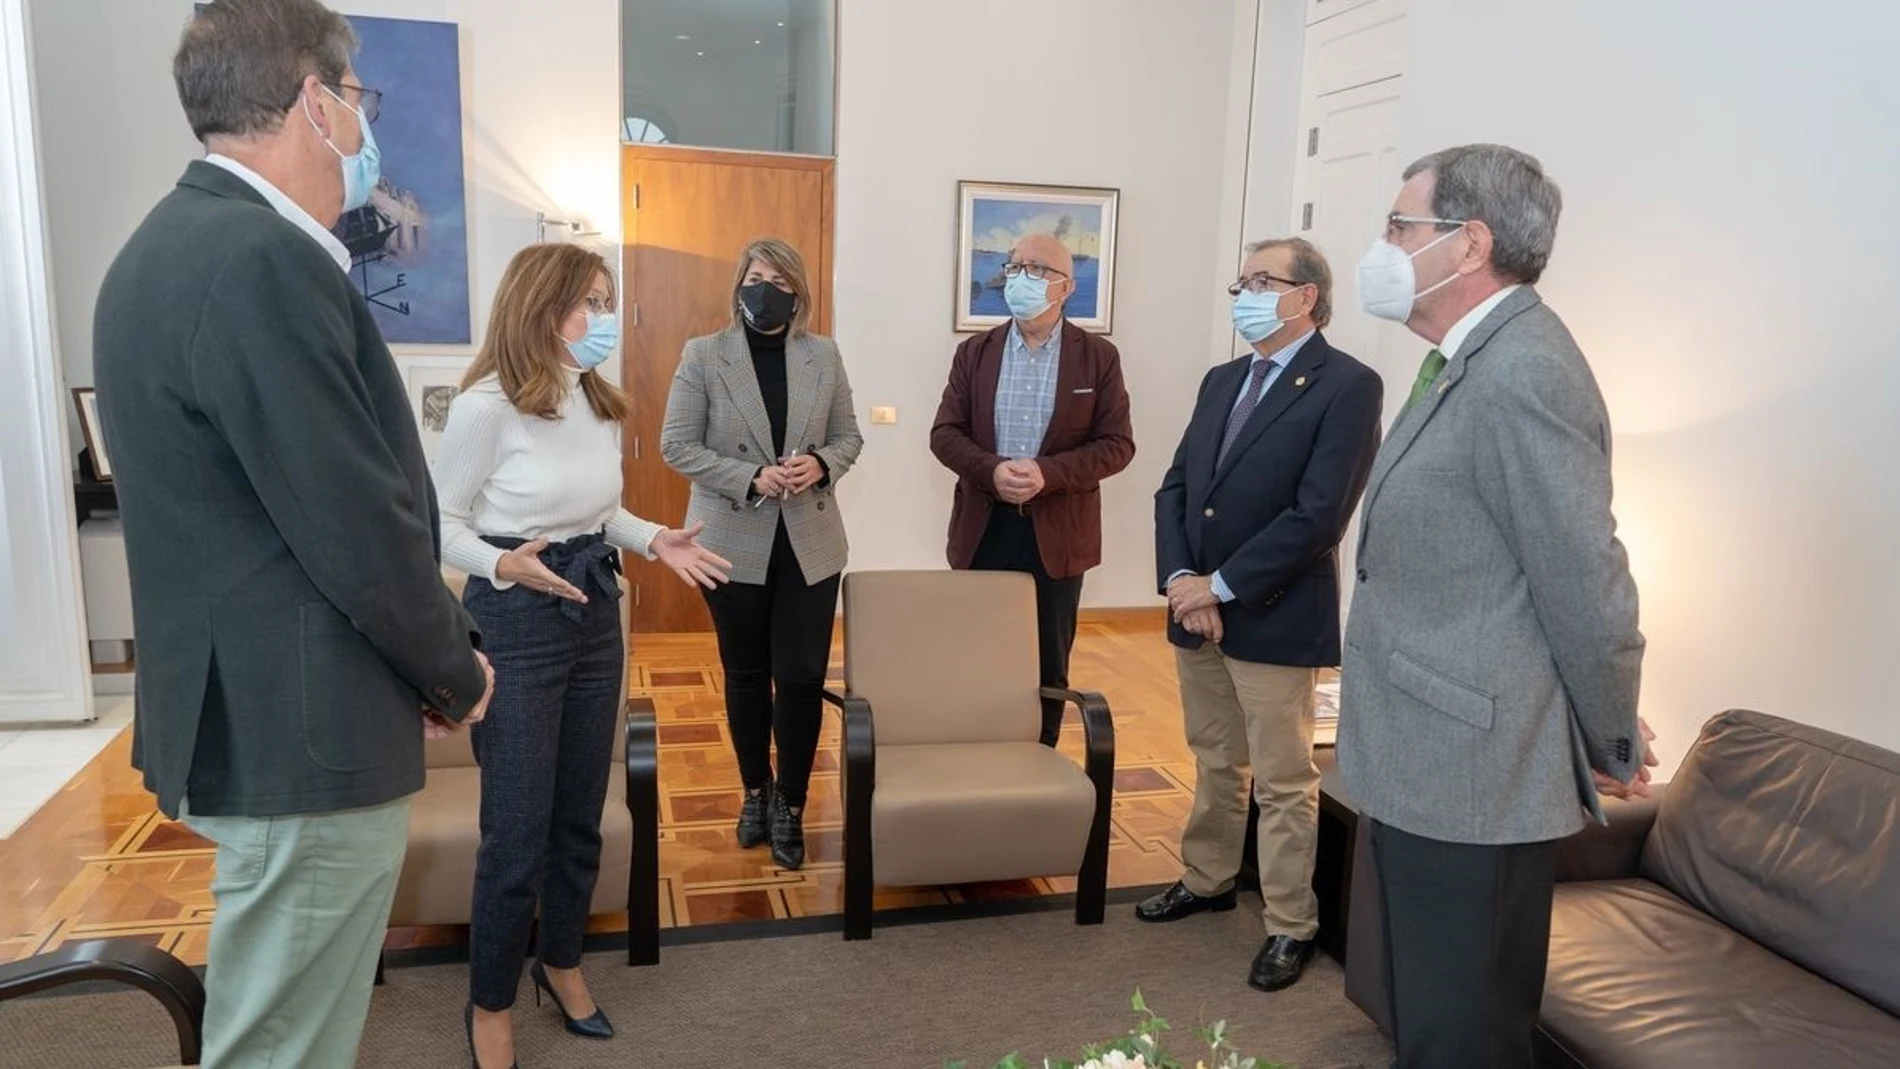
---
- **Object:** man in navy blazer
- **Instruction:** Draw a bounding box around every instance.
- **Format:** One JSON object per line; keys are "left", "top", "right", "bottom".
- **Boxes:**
{"left": 1139, "top": 237, "right": 1383, "bottom": 994}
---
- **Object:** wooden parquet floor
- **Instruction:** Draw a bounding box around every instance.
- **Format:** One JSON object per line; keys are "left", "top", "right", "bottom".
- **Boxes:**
{"left": 0, "top": 610, "right": 1237, "bottom": 966}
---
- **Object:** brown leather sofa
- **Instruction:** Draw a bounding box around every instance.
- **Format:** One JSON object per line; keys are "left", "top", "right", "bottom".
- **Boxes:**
{"left": 384, "top": 571, "right": 660, "bottom": 968}
{"left": 1346, "top": 709, "right": 1900, "bottom": 1066}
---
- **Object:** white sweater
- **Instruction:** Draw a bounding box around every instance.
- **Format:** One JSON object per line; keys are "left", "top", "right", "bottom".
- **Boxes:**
{"left": 434, "top": 368, "right": 663, "bottom": 587}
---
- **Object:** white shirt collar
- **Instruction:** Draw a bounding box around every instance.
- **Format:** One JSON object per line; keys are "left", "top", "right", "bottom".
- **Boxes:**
{"left": 204, "top": 154, "right": 352, "bottom": 274}
{"left": 1439, "top": 284, "right": 1521, "bottom": 360}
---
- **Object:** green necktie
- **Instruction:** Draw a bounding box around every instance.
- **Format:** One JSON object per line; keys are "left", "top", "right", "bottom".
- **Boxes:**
{"left": 1405, "top": 348, "right": 1448, "bottom": 409}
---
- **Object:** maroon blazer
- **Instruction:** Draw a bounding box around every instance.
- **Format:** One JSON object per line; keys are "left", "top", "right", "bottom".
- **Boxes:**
{"left": 929, "top": 320, "right": 1136, "bottom": 579}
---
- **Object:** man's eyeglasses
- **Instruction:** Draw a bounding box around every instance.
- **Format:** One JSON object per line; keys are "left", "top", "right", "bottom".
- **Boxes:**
{"left": 326, "top": 82, "right": 384, "bottom": 124}
{"left": 1002, "top": 261, "right": 1069, "bottom": 282}
{"left": 1227, "top": 273, "right": 1306, "bottom": 297}
{"left": 1383, "top": 213, "right": 1466, "bottom": 242}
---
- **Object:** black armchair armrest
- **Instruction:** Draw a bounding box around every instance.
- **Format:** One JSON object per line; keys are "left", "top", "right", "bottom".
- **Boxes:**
{"left": 823, "top": 688, "right": 877, "bottom": 940}
{"left": 1041, "top": 687, "right": 1115, "bottom": 925}
{"left": 0, "top": 939, "right": 205, "bottom": 1065}
{"left": 623, "top": 697, "right": 660, "bottom": 966}
{"left": 1555, "top": 789, "right": 1665, "bottom": 884}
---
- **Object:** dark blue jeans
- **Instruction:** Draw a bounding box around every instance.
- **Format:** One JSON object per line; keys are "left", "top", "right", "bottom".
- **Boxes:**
{"left": 464, "top": 534, "right": 623, "bottom": 1011}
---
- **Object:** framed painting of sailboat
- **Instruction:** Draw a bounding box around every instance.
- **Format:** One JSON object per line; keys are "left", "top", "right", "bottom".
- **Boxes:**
{"left": 953, "top": 180, "right": 1119, "bottom": 334}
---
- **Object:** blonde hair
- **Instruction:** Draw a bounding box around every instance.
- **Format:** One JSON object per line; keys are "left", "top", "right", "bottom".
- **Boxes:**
{"left": 463, "top": 244, "right": 627, "bottom": 422}
{"left": 729, "top": 237, "right": 815, "bottom": 337}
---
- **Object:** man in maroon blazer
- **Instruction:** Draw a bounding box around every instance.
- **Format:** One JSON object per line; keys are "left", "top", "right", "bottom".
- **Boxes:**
{"left": 930, "top": 233, "right": 1137, "bottom": 745}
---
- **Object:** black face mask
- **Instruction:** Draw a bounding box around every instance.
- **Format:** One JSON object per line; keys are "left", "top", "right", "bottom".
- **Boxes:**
{"left": 739, "top": 281, "right": 797, "bottom": 333}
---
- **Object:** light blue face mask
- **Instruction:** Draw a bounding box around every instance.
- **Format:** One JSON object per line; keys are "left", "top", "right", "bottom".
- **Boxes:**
{"left": 1004, "top": 274, "right": 1052, "bottom": 321}
{"left": 1231, "top": 288, "right": 1288, "bottom": 343}
{"left": 306, "top": 85, "right": 381, "bottom": 212}
{"left": 565, "top": 312, "right": 619, "bottom": 371}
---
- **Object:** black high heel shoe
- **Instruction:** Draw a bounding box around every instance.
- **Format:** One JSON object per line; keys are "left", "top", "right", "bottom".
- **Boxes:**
{"left": 736, "top": 783, "right": 772, "bottom": 848}
{"left": 531, "top": 961, "right": 614, "bottom": 1039}
{"left": 770, "top": 788, "right": 805, "bottom": 870}
{"left": 464, "top": 1002, "right": 519, "bottom": 1069}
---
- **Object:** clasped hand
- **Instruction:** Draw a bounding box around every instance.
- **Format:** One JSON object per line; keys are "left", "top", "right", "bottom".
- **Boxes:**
{"left": 1166, "top": 575, "right": 1223, "bottom": 643}
{"left": 1592, "top": 717, "right": 1660, "bottom": 799}
{"left": 754, "top": 453, "right": 825, "bottom": 500}
{"left": 992, "top": 459, "right": 1046, "bottom": 505}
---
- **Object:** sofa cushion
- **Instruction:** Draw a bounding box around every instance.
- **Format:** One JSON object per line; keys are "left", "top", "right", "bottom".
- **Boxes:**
{"left": 389, "top": 766, "right": 632, "bottom": 927}
{"left": 1639, "top": 709, "right": 1900, "bottom": 1015}
{"left": 871, "top": 742, "right": 1095, "bottom": 887}
{"left": 1543, "top": 878, "right": 1900, "bottom": 1068}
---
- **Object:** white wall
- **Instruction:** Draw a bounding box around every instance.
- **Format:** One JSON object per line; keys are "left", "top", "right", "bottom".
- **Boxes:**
{"left": 1, "top": 0, "right": 92, "bottom": 723}
{"left": 1400, "top": 0, "right": 1900, "bottom": 760}
{"left": 829, "top": 0, "right": 1251, "bottom": 607}
{"left": 31, "top": 0, "right": 622, "bottom": 392}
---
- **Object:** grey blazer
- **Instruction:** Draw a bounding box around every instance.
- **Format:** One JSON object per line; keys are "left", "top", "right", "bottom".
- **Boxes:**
{"left": 660, "top": 325, "right": 863, "bottom": 585}
{"left": 1337, "top": 287, "right": 1644, "bottom": 845}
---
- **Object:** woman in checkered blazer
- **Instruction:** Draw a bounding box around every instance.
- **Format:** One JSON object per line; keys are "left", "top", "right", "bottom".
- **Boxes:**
{"left": 661, "top": 237, "right": 863, "bottom": 871}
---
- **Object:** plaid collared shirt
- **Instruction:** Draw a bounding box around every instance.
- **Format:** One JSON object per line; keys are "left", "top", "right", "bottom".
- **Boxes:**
{"left": 993, "top": 321, "right": 1061, "bottom": 459}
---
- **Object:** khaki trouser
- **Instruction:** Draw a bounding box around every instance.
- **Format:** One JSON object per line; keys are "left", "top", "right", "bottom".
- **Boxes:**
{"left": 182, "top": 797, "right": 411, "bottom": 1068}
{"left": 1175, "top": 643, "right": 1320, "bottom": 939}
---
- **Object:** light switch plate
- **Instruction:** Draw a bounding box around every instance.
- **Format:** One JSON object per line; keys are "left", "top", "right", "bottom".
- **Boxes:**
{"left": 870, "top": 406, "right": 898, "bottom": 425}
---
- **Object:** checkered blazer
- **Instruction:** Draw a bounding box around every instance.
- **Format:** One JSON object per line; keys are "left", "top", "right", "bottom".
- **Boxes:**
{"left": 660, "top": 326, "right": 863, "bottom": 585}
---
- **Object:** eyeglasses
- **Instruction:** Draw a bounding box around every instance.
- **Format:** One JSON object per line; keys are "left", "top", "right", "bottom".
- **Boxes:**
{"left": 1002, "top": 261, "right": 1070, "bottom": 282}
{"left": 326, "top": 81, "right": 384, "bottom": 124}
{"left": 1227, "top": 273, "right": 1307, "bottom": 297}
{"left": 1384, "top": 213, "right": 1467, "bottom": 242}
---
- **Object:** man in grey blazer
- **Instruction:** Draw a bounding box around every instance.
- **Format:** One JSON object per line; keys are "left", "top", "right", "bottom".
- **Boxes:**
{"left": 93, "top": 3, "right": 491, "bottom": 1065}
{"left": 1337, "top": 143, "right": 1656, "bottom": 1069}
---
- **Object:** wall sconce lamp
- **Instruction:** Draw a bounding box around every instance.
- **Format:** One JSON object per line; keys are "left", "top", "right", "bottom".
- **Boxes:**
{"left": 536, "top": 211, "right": 600, "bottom": 243}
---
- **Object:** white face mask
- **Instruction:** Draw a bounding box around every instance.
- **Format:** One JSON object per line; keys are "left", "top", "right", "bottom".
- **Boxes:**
{"left": 1356, "top": 227, "right": 1465, "bottom": 323}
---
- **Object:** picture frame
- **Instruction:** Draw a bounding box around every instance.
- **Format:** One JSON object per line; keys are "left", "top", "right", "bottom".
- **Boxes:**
{"left": 395, "top": 354, "right": 474, "bottom": 463}
{"left": 71, "top": 386, "right": 111, "bottom": 482}
{"left": 954, "top": 180, "right": 1119, "bottom": 334}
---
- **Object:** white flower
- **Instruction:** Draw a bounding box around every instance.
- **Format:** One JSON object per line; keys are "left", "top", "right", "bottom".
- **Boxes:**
{"left": 1080, "top": 1054, "right": 1149, "bottom": 1069}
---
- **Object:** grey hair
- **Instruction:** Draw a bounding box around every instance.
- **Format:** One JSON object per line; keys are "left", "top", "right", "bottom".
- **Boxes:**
{"left": 174, "top": 0, "right": 357, "bottom": 142}
{"left": 1402, "top": 144, "right": 1562, "bottom": 284}
{"left": 1244, "top": 236, "right": 1334, "bottom": 328}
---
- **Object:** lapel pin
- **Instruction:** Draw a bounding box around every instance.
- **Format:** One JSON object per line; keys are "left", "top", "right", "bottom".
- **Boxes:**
{"left": 1294, "top": 376, "right": 1307, "bottom": 387}
{"left": 1437, "top": 381, "right": 1450, "bottom": 395}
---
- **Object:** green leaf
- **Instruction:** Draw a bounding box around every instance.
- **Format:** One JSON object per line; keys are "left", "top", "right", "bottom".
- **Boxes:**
{"left": 1131, "top": 989, "right": 1149, "bottom": 1014}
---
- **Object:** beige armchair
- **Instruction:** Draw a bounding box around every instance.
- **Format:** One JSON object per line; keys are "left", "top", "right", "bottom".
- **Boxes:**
{"left": 825, "top": 570, "right": 1115, "bottom": 940}
{"left": 382, "top": 570, "right": 659, "bottom": 970}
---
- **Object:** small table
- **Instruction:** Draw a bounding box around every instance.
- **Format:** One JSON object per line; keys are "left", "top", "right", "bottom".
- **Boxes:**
{"left": 1236, "top": 748, "right": 1360, "bottom": 963}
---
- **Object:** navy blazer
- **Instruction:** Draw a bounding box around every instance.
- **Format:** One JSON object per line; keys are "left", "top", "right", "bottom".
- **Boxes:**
{"left": 1153, "top": 331, "right": 1384, "bottom": 665}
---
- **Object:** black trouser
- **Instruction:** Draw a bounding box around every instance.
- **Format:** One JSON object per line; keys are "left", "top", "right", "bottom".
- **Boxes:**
{"left": 1370, "top": 818, "right": 1559, "bottom": 1069}
{"left": 702, "top": 522, "right": 840, "bottom": 808}
{"left": 969, "top": 506, "right": 1084, "bottom": 746}
{"left": 465, "top": 534, "right": 623, "bottom": 1011}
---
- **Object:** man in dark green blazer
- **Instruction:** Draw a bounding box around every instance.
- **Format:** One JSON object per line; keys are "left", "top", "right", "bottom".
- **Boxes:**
{"left": 92, "top": 3, "right": 490, "bottom": 1064}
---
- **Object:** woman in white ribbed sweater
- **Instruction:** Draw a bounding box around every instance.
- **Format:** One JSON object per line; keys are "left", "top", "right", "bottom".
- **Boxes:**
{"left": 435, "top": 244, "right": 727, "bottom": 1069}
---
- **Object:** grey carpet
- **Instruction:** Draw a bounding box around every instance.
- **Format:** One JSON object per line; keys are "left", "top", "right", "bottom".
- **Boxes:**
{"left": 2, "top": 902, "right": 1392, "bottom": 1068}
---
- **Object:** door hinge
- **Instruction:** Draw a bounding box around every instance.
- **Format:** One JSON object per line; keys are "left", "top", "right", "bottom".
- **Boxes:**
{"left": 632, "top": 434, "right": 641, "bottom": 460}
{"left": 1307, "top": 127, "right": 1320, "bottom": 157}
{"left": 634, "top": 583, "right": 642, "bottom": 607}
{"left": 631, "top": 183, "right": 640, "bottom": 210}
{"left": 630, "top": 303, "right": 639, "bottom": 328}
{"left": 1302, "top": 202, "right": 1314, "bottom": 230}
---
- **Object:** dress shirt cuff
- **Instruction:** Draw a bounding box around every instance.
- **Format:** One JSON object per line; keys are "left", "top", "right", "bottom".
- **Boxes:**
{"left": 1211, "top": 571, "right": 1237, "bottom": 604}
{"left": 1164, "top": 569, "right": 1195, "bottom": 591}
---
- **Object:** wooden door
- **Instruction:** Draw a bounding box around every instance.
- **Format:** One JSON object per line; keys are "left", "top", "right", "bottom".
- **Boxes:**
{"left": 621, "top": 144, "right": 834, "bottom": 633}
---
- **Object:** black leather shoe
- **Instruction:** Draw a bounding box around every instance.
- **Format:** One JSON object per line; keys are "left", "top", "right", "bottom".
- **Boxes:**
{"left": 1246, "top": 934, "right": 1316, "bottom": 992}
{"left": 531, "top": 961, "right": 614, "bottom": 1039}
{"left": 1134, "top": 881, "right": 1238, "bottom": 923}
{"left": 770, "top": 788, "right": 806, "bottom": 870}
{"left": 736, "top": 784, "right": 772, "bottom": 848}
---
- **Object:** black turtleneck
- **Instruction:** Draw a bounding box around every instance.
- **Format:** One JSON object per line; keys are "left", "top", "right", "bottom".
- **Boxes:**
{"left": 744, "top": 324, "right": 789, "bottom": 457}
